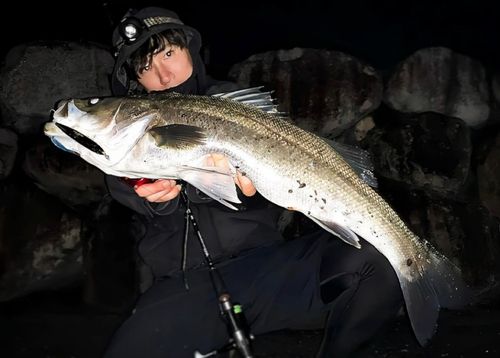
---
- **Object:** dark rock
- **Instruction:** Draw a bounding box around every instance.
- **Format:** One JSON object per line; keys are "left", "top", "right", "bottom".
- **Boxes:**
{"left": 0, "top": 41, "right": 113, "bottom": 135}
{"left": 364, "top": 109, "right": 471, "bottom": 199}
{"left": 384, "top": 47, "right": 490, "bottom": 127}
{"left": 23, "top": 137, "right": 107, "bottom": 209}
{"left": 0, "top": 181, "right": 83, "bottom": 302}
{"left": 0, "top": 127, "right": 17, "bottom": 179}
{"left": 228, "top": 48, "right": 382, "bottom": 137}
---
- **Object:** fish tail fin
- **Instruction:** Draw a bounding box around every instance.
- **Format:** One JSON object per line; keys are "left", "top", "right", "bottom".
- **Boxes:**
{"left": 399, "top": 268, "right": 440, "bottom": 346}
{"left": 400, "top": 248, "right": 472, "bottom": 346}
{"left": 427, "top": 248, "right": 472, "bottom": 309}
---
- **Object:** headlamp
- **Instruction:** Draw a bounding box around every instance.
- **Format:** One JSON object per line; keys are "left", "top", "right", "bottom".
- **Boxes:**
{"left": 118, "top": 17, "right": 144, "bottom": 44}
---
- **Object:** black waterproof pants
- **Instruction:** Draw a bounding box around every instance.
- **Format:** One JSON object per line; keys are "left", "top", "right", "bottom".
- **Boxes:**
{"left": 103, "top": 232, "right": 403, "bottom": 358}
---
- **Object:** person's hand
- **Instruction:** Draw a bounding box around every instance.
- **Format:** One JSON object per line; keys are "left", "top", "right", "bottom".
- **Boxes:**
{"left": 134, "top": 154, "right": 256, "bottom": 203}
{"left": 207, "top": 153, "right": 256, "bottom": 197}
{"left": 135, "top": 179, "right": 181, "bottom": 203}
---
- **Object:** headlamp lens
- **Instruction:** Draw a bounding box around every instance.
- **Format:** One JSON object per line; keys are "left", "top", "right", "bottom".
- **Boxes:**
{"left": 123, "top": 23, "right": 138, "bottom": 41}
{"left": 119, "top": 17, "right": 144, "bottom": 43}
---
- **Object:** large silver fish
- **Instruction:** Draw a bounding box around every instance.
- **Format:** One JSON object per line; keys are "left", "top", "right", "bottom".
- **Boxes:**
{"left": 44, "top": 88, "right": 470, "bottom": 345}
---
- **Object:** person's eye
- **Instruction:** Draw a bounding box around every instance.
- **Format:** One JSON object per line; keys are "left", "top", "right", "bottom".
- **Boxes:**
{"left": 139, "top": 64, "right": 150, "bottom": 73}
{"left": 164, "top": 50, "right": 173, "bottom": 58}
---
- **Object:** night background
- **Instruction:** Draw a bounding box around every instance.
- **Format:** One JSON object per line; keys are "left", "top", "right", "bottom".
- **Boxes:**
{"left": 3, "top": 0, "right": 500, "bottom": 77}
{"left": 1, "top": 0, "right": 500, "bottom": 357}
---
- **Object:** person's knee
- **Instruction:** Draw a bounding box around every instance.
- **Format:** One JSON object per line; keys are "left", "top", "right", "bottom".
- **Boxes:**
{"left": 368, "top": 251, "right": 404, "bottom": 308}
{"left": 319, "top": 240, "right": 403, "bottom": 306}
{"left": 320, "top": 272, "right": 356, "bottom": 304}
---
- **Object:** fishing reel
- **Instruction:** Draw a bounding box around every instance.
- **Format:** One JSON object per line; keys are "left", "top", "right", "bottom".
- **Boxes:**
{"left": 121, "top": 177, "right": 154, "bottom": 187}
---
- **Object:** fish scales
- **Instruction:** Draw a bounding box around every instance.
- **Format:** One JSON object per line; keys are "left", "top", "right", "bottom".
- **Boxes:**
{"left": 159, "top": 95, "right": 455, "bottom": 296}
{"left": 44, "top": 90, "right": 471, "bottom": 346}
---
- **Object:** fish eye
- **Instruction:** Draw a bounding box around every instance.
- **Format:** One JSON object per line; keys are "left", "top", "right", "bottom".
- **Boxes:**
{"left": 89, "top": 98, "right": 100, "bottom": 105}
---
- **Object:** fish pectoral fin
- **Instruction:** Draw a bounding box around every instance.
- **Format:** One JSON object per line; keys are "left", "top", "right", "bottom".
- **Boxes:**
{"left": 148, "top": 124, "right": 207, "bottom": 149}
{"left": 307, "top": 216, "right": 361, "bottom": 249}
{"left": 178, "top": 166, "right": 241, "bottom": 210}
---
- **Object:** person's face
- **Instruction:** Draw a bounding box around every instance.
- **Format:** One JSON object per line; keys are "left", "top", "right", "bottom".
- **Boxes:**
{"left": 137, "top": 45, "right": 193, "bottom": 92}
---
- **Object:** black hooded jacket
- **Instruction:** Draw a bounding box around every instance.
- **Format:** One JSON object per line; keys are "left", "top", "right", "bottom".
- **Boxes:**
{"left": 107, "top": 7, "right": 284, "bottom": 278}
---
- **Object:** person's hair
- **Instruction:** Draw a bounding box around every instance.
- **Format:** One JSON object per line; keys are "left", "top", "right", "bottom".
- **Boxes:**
{"left": 128, "top": 29, "right": 188, "bottom": 79}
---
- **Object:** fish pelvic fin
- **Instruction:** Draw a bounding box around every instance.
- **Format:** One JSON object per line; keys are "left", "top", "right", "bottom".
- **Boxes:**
{"left": 148, "top": 124, "right": 207, "bottom": 149}
{"left": 178, "top": 165, "right": 241, "bottom": 210}
{"left": 399, "top": 247, "right": 472, "bottom": 346}
{"left": 307, "top": 215, "right": 361, "bottom": 249}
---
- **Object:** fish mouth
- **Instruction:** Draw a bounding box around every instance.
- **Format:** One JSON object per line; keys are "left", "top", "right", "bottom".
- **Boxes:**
{"left": 55, "top": 123, "right": 106, "bottom": 156}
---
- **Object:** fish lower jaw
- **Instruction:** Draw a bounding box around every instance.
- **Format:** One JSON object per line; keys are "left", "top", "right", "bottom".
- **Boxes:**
{"left": 43, "top": 122, "right": 58, "bottom": 135}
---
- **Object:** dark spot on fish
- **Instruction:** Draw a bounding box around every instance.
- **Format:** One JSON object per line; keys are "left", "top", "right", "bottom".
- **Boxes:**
{"left": 288, "top": 189, "right": 293, "bottom": 193}
{"left": 309, "top": 195, "right": 313, "bottom": 198}
{"left": 314, "top": 190, "right": 318, "bottom": 196}
{"left": 406, "top": 259, "right": 413, "bottom": 266}
{"left": 314, "top": 198, "right": 318, "bottom": 202}
{"left": 240, "top": 171, "right": 246, "bottom": 176}
{"left": 320, "top": 206, "right": 324, "bottom": 210}
{"left": 296, "top": 180, "right": 306, "bottom": 188}
{"left": 321, "top": 198, "right": 326, "bottom": 204}
{"left": 307, "top": 211, "right": 311, "bottom": 215}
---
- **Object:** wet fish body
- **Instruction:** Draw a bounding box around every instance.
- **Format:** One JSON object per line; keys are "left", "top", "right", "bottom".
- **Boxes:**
{"left": 44, "top": 89, "right": 470, "bottom": 345}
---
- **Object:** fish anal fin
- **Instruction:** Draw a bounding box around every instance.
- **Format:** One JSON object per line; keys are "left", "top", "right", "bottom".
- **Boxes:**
{"left": 307, "top": 215, "right": 361, "bottom": 249}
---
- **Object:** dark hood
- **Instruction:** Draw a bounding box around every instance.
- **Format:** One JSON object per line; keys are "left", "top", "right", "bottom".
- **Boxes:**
{"left": 111, "top": 7, "right": 208, "bottom": 95}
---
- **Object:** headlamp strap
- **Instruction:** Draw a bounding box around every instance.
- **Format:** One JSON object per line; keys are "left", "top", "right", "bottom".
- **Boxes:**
{"left": 143, "top": 16, "right": 184, "bottom": 28}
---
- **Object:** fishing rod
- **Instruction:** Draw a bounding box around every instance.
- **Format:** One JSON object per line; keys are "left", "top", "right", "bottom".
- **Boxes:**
{"left": 179, "top": 186, "right": 254, "bottom": 358}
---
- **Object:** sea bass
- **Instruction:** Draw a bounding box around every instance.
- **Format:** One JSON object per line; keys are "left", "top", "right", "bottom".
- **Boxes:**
{"left": 44, "top": 88, "right": 470, "bottom": 345}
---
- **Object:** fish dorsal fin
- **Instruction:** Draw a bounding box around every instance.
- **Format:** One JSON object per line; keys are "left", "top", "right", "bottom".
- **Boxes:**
{"left": 307, "top": 215, "right": 361, "bottom": 249}
{"left": 178, "top": 165, "right": 241, "bottom": 210}
{"left": 212, "top": 87, "right": 286, "bottom": 116}
{"left": 211, "top": 87, "right": 376, "bottom": 187}
{"left": 323, "top": 138, "right": 378, "bottom": 188}
{"left": 148, "top": 124, "right": 207, "bottom": 149}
